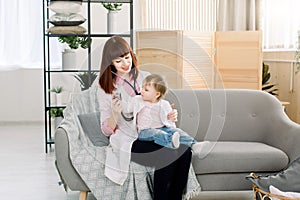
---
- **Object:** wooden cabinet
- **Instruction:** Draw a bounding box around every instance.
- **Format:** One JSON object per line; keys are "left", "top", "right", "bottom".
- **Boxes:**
{"left": 136, "top": 30, "right": 262, "bottom": 90}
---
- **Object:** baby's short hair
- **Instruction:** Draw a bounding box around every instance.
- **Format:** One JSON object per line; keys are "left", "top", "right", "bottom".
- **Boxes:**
{"left": 143, "top": 74, "right": 168, "bottom": 100}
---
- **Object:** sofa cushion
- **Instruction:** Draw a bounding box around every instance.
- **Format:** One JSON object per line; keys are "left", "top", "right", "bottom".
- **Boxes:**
{"left": 78, "top": 112, "right": 109, "bottom": 147}
{"left": 192, "top": 141, "right": 289, "bottom": 175}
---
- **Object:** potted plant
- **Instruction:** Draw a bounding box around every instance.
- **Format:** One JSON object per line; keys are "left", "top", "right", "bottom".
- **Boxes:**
{"left": 101, "top": 3, "right": 123, "bottom": 34}
{"left": 49, "top": 107, "right": 64, "bottom": 128}
{"left": 58, "top": 36, "right": 90, "bottom": 49}
{"left": 73, "top": 71, "right": 98, "bottom": 91}
{"left": 102, "top": 3, "right": 123, "bottom": 11}
{"left": 295, "top": 54, "right": 300, "bottom": 74}
{"left": 50, "top": 108, "right": 64, "bottom": 118}
{"left": 262, "top": 62, "right": 278, "bottom": 96}
{"left": 50, "top": 86, "right": 64, "bottom": 106}
{"left": 58, "top": 36, "right": 92, "bottom": 70}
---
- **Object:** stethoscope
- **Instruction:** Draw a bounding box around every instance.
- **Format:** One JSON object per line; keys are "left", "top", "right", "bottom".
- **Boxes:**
{"left": 111, "top": 68, "right": 139, "bottom": 121}
{"left": 111, "top": 68, "right": 141, "bottom": 96}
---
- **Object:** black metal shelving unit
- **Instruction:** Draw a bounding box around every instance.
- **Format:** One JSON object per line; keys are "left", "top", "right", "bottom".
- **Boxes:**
{"left": 43, "top": 0, "right": 134, "bottom": 153}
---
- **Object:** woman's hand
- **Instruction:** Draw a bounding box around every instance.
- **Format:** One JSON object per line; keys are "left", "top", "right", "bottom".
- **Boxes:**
{"left": 106, "top": 97, "right": 122, "bottom": 132}
{"left": 167, "top": 103, "right": 178, "bottom": 122}
{"left": 111, "top": 97, "right": 122, "bottom": 117}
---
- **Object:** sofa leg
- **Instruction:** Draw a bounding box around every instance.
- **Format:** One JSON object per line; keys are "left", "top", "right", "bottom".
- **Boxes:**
{"left": 79, "top": 191, "right": 88, "bottom": 200}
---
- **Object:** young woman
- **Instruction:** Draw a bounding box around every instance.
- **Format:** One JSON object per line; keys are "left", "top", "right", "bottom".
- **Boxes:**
{"left": 98, "top": 36, "right": 192, "bottom": 200}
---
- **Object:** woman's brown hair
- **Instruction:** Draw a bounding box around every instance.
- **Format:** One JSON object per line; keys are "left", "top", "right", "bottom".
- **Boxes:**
{"left": 99, "top": 36, "right": 138, "bottom": 94}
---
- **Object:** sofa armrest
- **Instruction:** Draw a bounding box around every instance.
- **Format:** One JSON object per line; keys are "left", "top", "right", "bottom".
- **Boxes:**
{"left": 55, "top": 127, "right": 90, "bottom": 191}
{"left": 265, "top": 112, "right": 300, "bottom": 163}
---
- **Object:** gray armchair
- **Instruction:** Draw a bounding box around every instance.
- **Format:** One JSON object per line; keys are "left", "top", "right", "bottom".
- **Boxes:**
{"left": 55, "top": 128, "right": 90, "bottom": 200}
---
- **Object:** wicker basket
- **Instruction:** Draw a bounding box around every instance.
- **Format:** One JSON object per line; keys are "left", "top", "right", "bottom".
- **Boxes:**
{"left": 250, "top": 173, "right": 300, "bottom": 200}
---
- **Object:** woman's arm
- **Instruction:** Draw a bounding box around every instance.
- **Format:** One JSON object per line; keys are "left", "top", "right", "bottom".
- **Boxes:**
{"left": 106, "top": 98, "right": 122, "bottom": 129}
{"left": 101, "top": 120, "right": 116, "bottom": 136}
{"left": 98, "top": 89, "right": 122, "bottom": 136}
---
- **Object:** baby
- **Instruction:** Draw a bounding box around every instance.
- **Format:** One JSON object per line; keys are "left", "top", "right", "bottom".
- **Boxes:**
{"left": 122, "top": 74, "right": 209, "bottom": 154}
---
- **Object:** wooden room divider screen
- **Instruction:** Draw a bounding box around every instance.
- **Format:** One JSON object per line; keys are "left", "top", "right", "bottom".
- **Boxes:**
{"left": 136, "top": 30, "right": 262, "bottom": 90}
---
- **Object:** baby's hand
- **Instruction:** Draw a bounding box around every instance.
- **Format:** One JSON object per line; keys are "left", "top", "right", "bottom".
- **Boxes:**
{"left": 167, "top": 103, "right": 178, "bottom": 122}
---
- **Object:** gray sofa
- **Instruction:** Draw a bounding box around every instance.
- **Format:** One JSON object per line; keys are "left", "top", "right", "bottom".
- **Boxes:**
{"left": 55, "top": 89, "right": 300, "bottom": 200}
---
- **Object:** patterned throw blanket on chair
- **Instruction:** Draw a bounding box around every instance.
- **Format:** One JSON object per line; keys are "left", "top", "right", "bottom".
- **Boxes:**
{"left": 59, "top": 83, "right": 201, "bottom": 200}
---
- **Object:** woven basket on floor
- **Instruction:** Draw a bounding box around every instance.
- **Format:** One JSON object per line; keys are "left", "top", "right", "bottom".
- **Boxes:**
{"left": 250, "top": 173, "right": 300, "bottom": 200}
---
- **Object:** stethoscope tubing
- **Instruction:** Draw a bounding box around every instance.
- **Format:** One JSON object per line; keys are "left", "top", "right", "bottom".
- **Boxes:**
{"left": 111, "top": 68, "right": 139, "bottom": 121}
{"left": 111, "top": 68, "right": 140, "bottom": 95}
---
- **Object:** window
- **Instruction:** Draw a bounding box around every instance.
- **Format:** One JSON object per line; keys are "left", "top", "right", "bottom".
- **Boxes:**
{"left": 0, "top": 0, "right": 60, "bottom": 70}
{"left": 262, "top": 0, "right": 300, "bottom": 50}
{"left": 141, "top": 0, "right": 300, "bottom": 50}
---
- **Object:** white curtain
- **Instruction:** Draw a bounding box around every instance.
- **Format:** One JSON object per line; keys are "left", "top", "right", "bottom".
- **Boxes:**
{"left": 0, "top": 0, "right": 60, "bottom": 70}
{"left": 217, "top": 0, "right": 260, "bottom": 31}
{"left": 139, "top": 0, "right": 218, "bottom": 32}
{"left": 262, "top": 0, "right": 300, "bottom": 49}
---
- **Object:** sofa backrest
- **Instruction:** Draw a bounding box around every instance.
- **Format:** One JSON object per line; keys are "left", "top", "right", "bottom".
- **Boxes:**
{"left": 164, "top": 89, "right": 284, "bottom": 142}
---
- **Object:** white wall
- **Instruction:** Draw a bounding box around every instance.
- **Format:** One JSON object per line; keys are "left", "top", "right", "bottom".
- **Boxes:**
{"left": 0, "top": 69, "right": 44, "bottom": 122}
{"left": 0, "top": 3, "right": 134, "bottom": 123}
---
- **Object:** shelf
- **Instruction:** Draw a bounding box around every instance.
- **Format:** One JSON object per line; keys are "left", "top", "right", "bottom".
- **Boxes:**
{"left": 45, "top": 69, "right": 100, "bottom": 73}
{"left": 82, "top": 0, "right": 132, "bottom": 3}
{"left": 43, "top": 0, "right": 133, "bottom": 153}
{"left": 45, "top": 0, "right": 132, "bottom": 3}
{"left": 46, "top": 33, "right": 131, "bottom": 37}
{"left": 47, "top": 138, "right": 55, "bottom": 144}
{"left": 46, "top": 106, "right": 67, "bottom": 110}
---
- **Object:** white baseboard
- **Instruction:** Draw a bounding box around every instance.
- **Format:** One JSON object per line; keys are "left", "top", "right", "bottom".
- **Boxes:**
{"left": 0, "top": 121, "right": 44, "bottom": 126}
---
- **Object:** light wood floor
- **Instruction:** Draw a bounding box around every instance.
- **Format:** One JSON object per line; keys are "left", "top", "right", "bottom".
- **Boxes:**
{"left": 0, "top": 124, "right": 96, "bottom": 200}
{"left": 0, "top": 124, "right": 254, "bottom": 200}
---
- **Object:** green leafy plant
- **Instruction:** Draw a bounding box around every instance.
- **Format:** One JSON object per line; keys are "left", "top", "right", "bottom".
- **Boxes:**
{"left": 49, "top": 108, "right": 64, "bottom": 118}
{"left": 262, "top": 62, "right": 278, "bottom": 96}
{"left": 73, "top": 72, "right": 98, "bottom": 91}
{"left": 102, "top": 3, "right": 123, "bottom": 11}
{"left": 58, "top": 36, "right": 91, "bottom": 49}
{"left": 50, "top": 86, "right": 63, "bottom": 94}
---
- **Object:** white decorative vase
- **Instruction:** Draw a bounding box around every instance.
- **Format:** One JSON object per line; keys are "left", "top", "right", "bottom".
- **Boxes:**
{"left": 54, "top": 117, "right": 63, "bottom": 129}
{"left": 55, "top": 93, "right": 63, "bottom": 106}
{"left": 107, "top": 11, "right": 118, "bottom": 34}
{"left": 62, "top": 49, "right": 76, "bottom": 70}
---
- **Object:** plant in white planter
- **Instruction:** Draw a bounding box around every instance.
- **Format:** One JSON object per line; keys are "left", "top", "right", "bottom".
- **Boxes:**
{"left": 50, "top": 86, "right": 64, "bottom": 106}
{"left": 73, "top": 71, "right": 98, "bottom": 91}
{"left": 49, "top": 108, "right": 64, "bottom": 118}
{"left": 102, "top": 3, "right": 123, "bottom": 34}
{"left": 58, "top": 36, "right": 91, "bottom": 70}
{"left": 102, "top": 3, "right": 122, "bottom": 11}
{"left": 49, "top": 107, "right": 64, "bottom": 129}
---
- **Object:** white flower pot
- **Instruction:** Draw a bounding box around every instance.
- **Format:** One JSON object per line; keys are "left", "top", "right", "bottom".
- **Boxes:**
{"left": 54, "top": 117, "right": 63, "bottom": 129}
{"left": 107, "top": 11, "right": 119, "bottom": 34}
{"left": 62, "top": 49, "right": 76, "bottom": 70}
{"left": 54, "top": 93, "right": 63, "bottom": 106}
